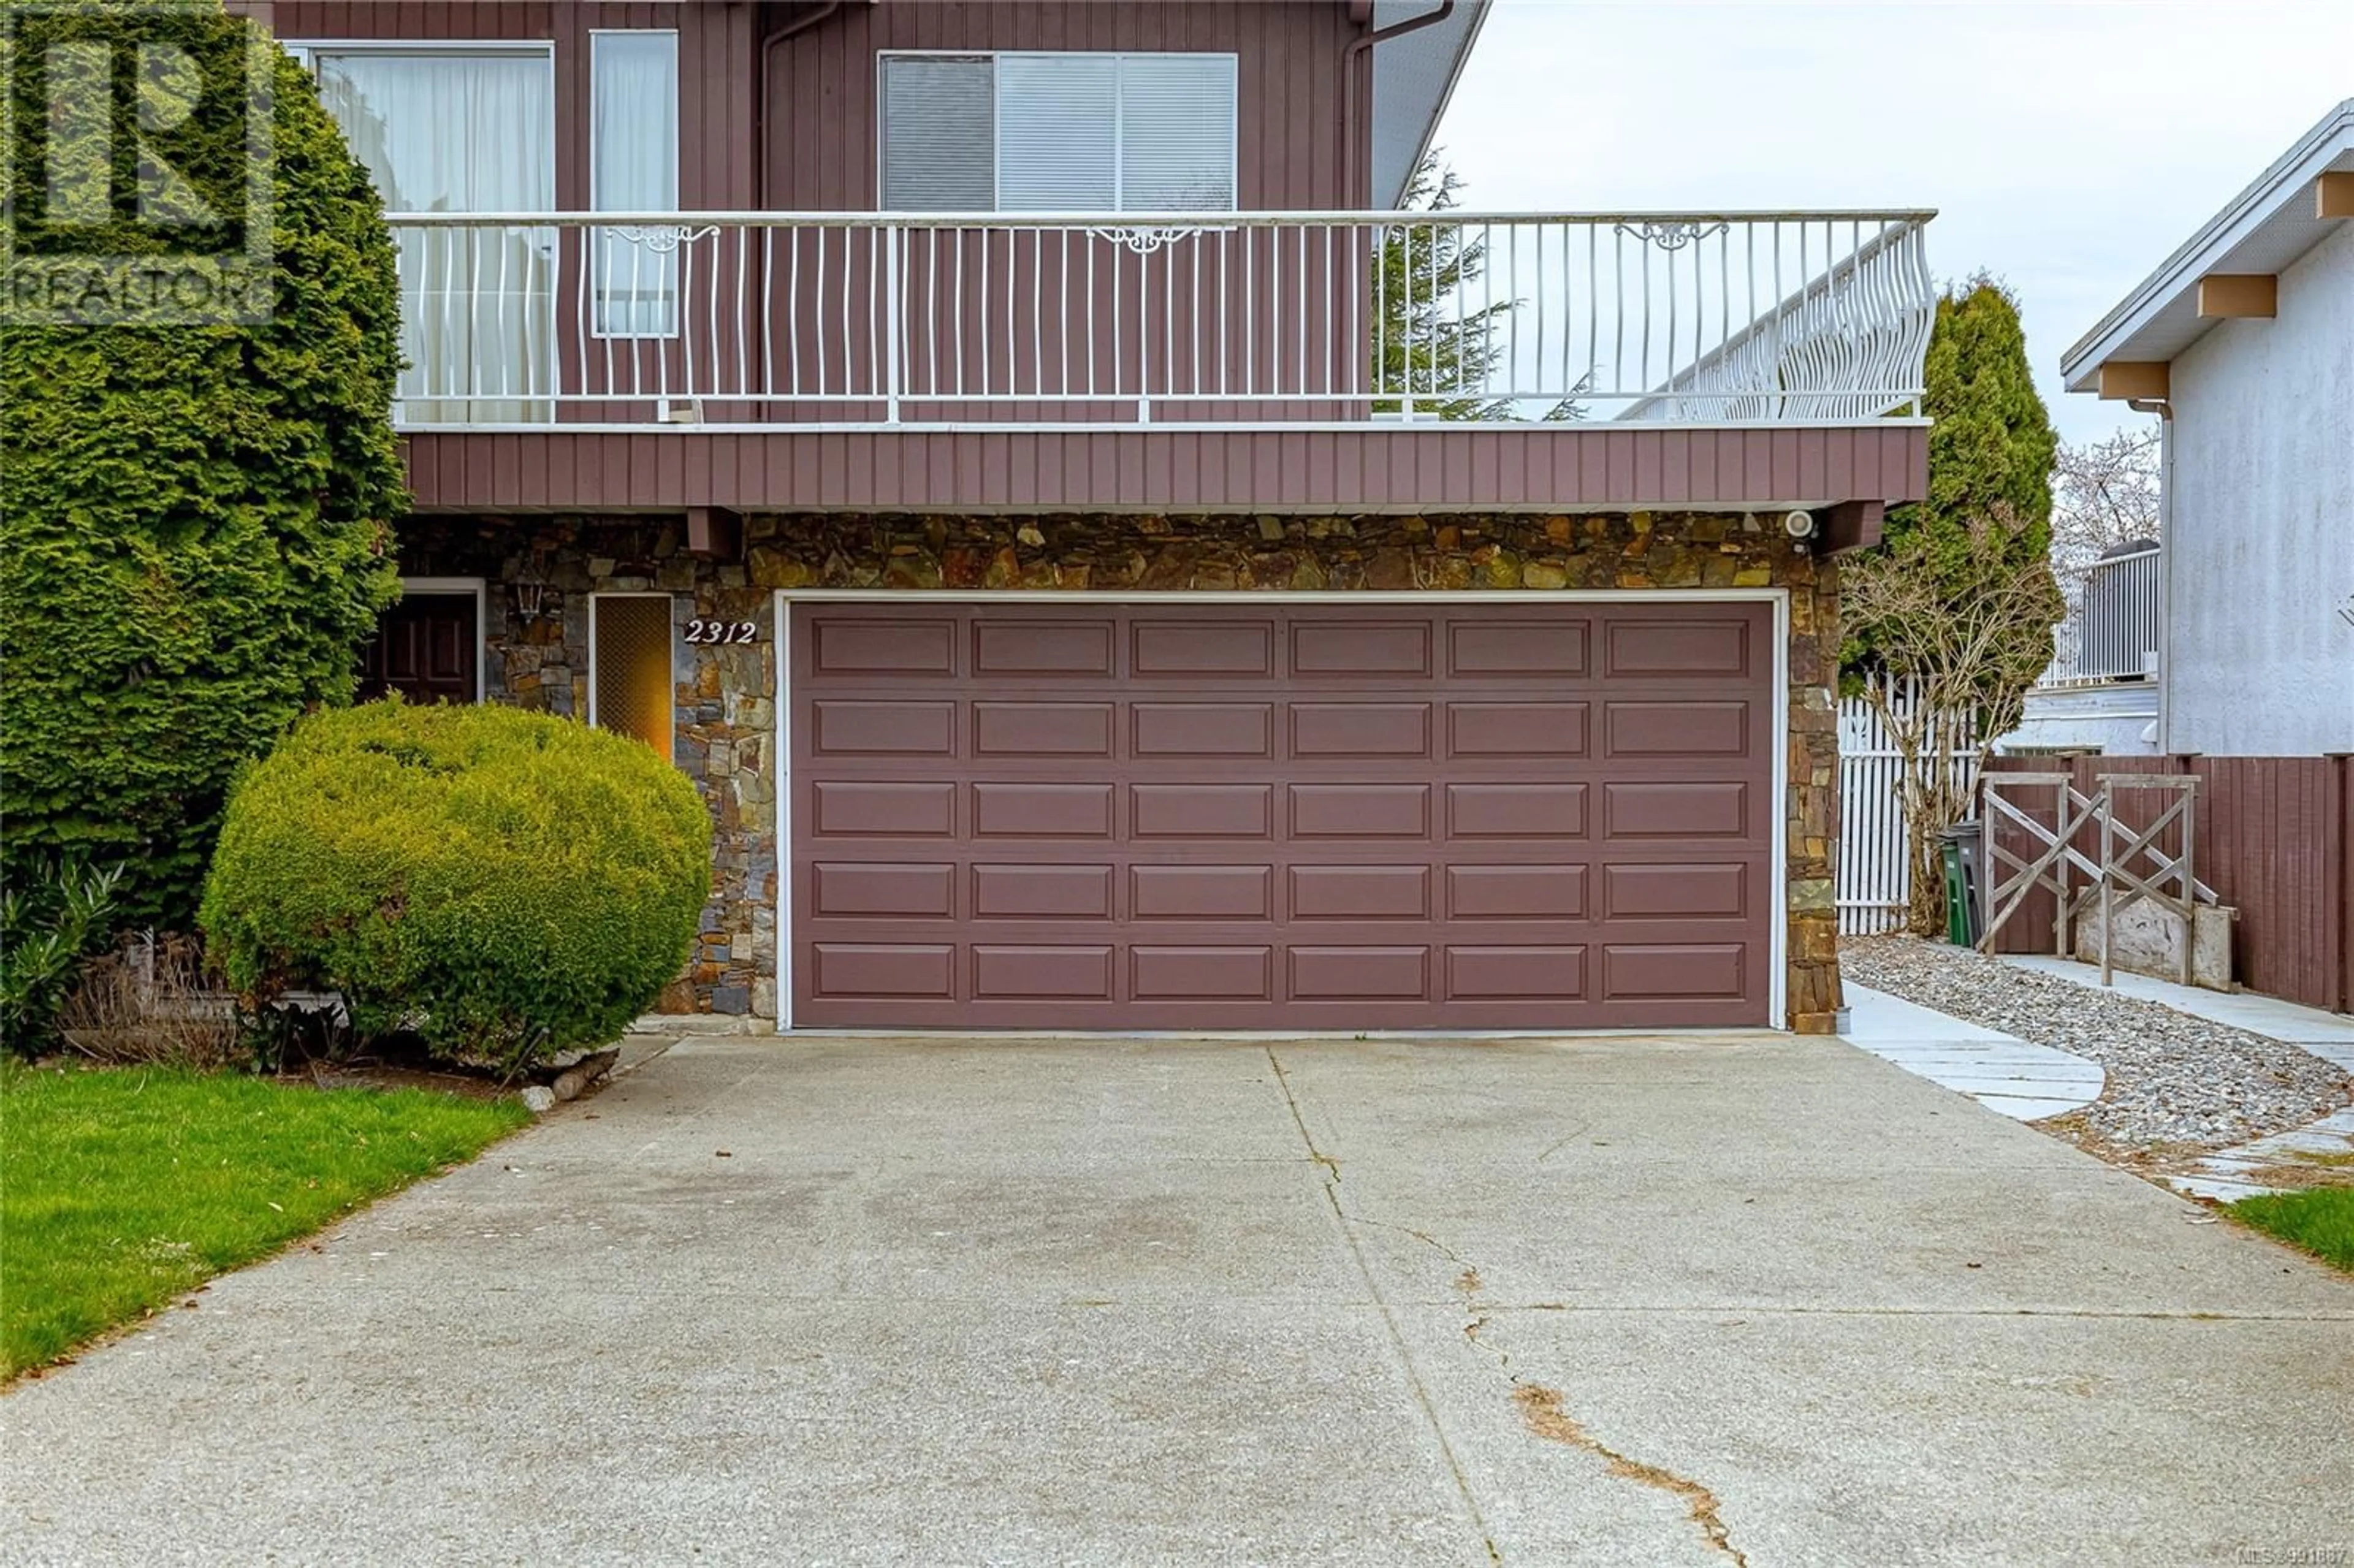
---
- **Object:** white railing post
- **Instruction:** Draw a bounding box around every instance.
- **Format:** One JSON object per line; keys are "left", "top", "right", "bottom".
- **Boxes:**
{"left": 883, "top": 223, "right": 902, "bottom": 425}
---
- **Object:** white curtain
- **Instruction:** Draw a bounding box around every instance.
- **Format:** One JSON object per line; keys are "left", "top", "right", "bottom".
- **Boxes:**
{"left": 591, "top": 32, "right": 680, "bottom": 337}
{"left": 317, "top": 51, "right": 555, "bottom": 422}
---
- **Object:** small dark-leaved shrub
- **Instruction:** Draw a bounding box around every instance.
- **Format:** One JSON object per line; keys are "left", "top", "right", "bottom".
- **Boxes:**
{"left": 200, "top": 701, "right": 712, "bottom": 1069}
{"left": 1, "top": 862, "right": 124, "bottom": 1059}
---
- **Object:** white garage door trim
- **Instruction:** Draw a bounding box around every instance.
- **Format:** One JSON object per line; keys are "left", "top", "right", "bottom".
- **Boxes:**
{"left": 771, "top": 587, "right": 1791, "bottom": 1034}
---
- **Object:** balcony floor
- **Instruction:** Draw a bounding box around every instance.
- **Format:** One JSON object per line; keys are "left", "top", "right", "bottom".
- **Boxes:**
{"left": 400, "top": 421, "right": 1929, "bottom": 517}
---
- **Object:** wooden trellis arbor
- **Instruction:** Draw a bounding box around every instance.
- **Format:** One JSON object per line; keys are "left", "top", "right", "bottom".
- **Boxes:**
{"left": 1977, "top": 772, "right": 2214, "bottom": 986}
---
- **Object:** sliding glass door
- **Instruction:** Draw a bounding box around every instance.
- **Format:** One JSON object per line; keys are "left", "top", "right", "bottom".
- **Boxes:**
{"left": 313, "top": 47, "right": 555, "bottom": 424}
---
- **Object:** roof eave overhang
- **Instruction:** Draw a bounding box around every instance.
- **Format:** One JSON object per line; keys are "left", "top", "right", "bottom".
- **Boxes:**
{"left": 1390, "top": 1, "right": 1491, "bottom": 206}
{"left": 2060, "top": 98, "right": 2354, "bottom": 394}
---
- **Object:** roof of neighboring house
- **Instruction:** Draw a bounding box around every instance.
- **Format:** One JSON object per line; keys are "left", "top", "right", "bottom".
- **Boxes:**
{"left": 2061, "top": 98, "right": 2354, "bottom": 393}
{"left": 1370, "top": 0, "right": 1491, "bottom": 208}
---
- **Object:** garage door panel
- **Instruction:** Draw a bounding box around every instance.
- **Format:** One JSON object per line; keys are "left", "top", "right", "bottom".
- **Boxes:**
{"left": 1133, "top": 620, "right": 1275, "bottom": 676}
{"left": 1131, "top": 864, "right": 1273, "bottom": 919}
{"left": 1605, "top": 617, "right": 1751, "bottom": 677}
{"left": 974, "top": 619, "right": 1114, "bottom": 676}
{"left": 1603, "top": 781, "right": 1750, "bottom": 839}
{"left": 812, "top": 780, "right": 956, "bottom": 838}
{"left": 1132, "top": 783, "right": 1274, "bottom": 839}
{"left": 973, "top": 864, "right": 1114, "bottom": 919}
{"left": 1290, "top": 782, "right": 1431, "bottom": 838}
{"left": 1449, "top": 620, "right": 1588, "bottom": 676}
{"left": 972, "top": 782, "right": 1116, "bottom": 838}
{"left": 1290, "top": 945, "right": 1431, "bottom": 999}
{"left": 1289, "top": 703, "right": 1433, "bottom": 758}
{"left": 973, "top": 945, "right": 1114, "bottom": 1000}
{"left": 810, "top": 617, "right": 956, "bottom": 676}
{"left": 1448, "top": 702, "right": 1588, "bottom": 758}
{"left": 1601, "top": 943, "right": 1748, "bottom": 1000}
{"left": 1132, "top": 945, "right": 1273, "bottom": 1000}
{"left": 972, "top": 701, "right": 1115, "bottom": 756}
{"left": 812, "top": 862, "right": 956, "bottom": 918}
{"left": 1447, "top": 863, "right": 1588, "bottom": 919}
{"left": 1604, "top": 701, "right": 1748, "bottom": 757}
{"left": 1132, "top": 702, "right": 1274, "bottom": 758}
{"left": 1602, "top": 862, "right": 1750, "bottom": 919}
{"left": 793, "top": 601, "right": 1773, "bottom": 1029}
{"left": 813, "top": 943, "right": 956, "bottom": 998}
{"left": 1291, "top": 622, "right": 1431, "bottom": 676}
{"left": 814, "top": 699, "right": 955, "bottom": 755}
{"left": 1290, "top": 864, "right": 1431, "bottom": 920}
{"left": 1446, "top": 945, "right": 1587, "bottom": 1000}
{"left": 1448, "top": 782, "right": 1587, "bottom": 840}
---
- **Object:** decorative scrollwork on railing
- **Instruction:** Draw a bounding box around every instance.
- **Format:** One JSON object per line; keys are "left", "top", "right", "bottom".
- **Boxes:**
{"left": 1083, "top": 226, "right": 1205, "bottom": 255}
{"left": 603, "top": 224, "right": 720, "bottom": 253}
{"left": 1613, "top": 219, "right": 1731, "bottom": 251}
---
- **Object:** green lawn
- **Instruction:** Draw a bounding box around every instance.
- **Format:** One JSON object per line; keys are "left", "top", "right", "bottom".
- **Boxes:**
{"left": 1, "top": 1064, "right": 528, "bottom": 1376}
{"left": 2231, "top": 1187, "right": 2354, "bottom": 1273}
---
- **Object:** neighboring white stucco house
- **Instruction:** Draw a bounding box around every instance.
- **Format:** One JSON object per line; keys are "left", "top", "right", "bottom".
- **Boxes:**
{"left": 2052, "top": 99, "right": 2354, "bottom": 758}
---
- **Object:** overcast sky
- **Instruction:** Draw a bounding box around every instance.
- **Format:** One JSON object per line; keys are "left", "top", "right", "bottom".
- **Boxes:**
{"left": 1430, "top": 0, "right": 2354, "bottom": 446}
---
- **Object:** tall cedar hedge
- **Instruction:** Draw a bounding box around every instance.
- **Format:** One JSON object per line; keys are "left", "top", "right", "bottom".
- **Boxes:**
{"left": 0, "top": 1, "right": 404, "bottom": 928}
{"left": 1843, "top": 278, "right": 2059, "bottom": 677}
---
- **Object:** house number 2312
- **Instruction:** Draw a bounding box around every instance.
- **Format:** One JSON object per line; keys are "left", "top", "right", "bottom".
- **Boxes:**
{"left": 685, "top": 618, "right": 760, "bottom": 645}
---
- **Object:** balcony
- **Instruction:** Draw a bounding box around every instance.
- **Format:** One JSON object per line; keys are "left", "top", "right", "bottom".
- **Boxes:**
{"left": 386, "top": 208, "right": 1937, "bottom": 517}
{"left": 2041, "top": 547, "right": 2162, "bottom": 688}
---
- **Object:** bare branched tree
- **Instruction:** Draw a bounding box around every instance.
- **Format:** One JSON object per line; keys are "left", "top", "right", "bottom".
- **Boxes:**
{"left": 2051, "top": 426, "right": 2160, "bottom": 577}
{"left": 1843, "top": 508, "right": 2065, "bottom": 932}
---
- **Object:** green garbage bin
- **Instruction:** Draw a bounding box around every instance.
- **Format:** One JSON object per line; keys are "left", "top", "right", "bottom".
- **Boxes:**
{"left": 1938, "top": 823, "right": 1984, "bottom": 946}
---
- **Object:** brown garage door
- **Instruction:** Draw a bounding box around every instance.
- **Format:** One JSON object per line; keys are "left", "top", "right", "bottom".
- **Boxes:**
{"left": 788, "top": 601, "right": 1774, "bottom": 1030}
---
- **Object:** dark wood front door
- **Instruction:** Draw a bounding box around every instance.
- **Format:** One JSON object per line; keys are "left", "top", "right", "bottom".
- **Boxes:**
{"left": 361, "top": 592, "right": 479, "bottom": 706}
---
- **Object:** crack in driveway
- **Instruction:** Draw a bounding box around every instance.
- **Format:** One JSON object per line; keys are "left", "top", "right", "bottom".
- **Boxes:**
{"left": 1265, "top": 1046, "right": 1503, "bottom": 1564}
{"left": 1267, "top": 1047, "right": 1756, "bottom": 1568}
{"left": 1512, "top": 1385, "right": 1750, "bottom": 1568}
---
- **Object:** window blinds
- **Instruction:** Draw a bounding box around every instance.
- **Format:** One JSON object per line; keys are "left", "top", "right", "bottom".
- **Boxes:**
{"left": 882, "top": 55, "right": 994, "bottom": 210}
{"left": 881, "top": 52, "right": 1236, "bottom": 213}
{"left": 996, "top": 53, "right": 1118, "bottom": 211}
{"left": 1116, "top": 55, "right": 1236, "bottom": 210}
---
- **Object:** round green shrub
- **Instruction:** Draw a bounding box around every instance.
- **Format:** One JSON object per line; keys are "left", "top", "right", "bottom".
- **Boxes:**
{"left": 200, "top": 701, "right": 713, "bottom": 1064}
{"left": 2, "top": 4, "right": 405, "bottom": 929}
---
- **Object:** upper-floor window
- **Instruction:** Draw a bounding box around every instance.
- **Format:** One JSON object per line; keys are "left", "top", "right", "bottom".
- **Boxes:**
{"left": 880, "top": 51, "right": 1238, "bottom": 213}
{"left": 591, "top": 29, "right": 680, "bottom": 337}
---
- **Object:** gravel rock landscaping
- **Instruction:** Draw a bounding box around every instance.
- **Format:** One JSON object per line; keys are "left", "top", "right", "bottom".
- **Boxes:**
{"left": 1841, "top": 936, "right": 2354, "bottom": 1151}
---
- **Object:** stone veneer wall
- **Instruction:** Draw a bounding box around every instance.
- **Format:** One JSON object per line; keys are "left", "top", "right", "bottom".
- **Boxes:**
{"left": 396, "top": 509, "right": 1843, "bottom": 1031}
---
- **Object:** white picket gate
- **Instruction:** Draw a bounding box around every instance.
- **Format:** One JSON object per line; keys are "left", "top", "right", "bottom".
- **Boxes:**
{"left": 1837, "top": 680, "right": 1981, "bottom": 935}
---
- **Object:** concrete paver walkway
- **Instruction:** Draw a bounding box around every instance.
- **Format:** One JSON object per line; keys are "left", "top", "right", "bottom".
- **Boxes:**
{"left": 2001, "top": 954, "right": 2354, "bottom": 1074}
{"left": 1998, "top": 957, "right": 2354, "bottom": 1199}
{"left": 4, "top": 1033, "right": 2349, "bottom": 1566}
{"left": 1839, "top": 981, "right": 2105, "bottom": 1119}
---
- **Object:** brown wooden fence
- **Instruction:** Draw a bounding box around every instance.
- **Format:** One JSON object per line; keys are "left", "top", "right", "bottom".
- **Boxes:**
{"left": 1979, "top": 753, "right": 2354, "bottom": 1015}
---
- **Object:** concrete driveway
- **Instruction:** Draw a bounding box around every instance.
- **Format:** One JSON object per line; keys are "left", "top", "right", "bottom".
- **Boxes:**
{"left": 5, "top": 1033, "right": 2350, "bottom": 1567}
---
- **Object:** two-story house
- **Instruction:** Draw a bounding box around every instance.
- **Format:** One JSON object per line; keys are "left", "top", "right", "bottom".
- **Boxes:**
{"left": 2058, "top": 98, "right": 2354, "bottom": 758}
{"left": 251, "top": 0, "right": 1937, "bottom": 1036}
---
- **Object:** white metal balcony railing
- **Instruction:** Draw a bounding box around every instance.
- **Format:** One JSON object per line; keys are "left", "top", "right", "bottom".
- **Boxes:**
{"left": 2041, "top": 547, "right": 2161, "bottom": 687}
{"left": 378, "top": 208, "right": 1935, "bottom": 430}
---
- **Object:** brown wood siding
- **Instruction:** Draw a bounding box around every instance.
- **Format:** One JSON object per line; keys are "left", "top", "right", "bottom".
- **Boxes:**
{"left": 769, "top": 2, "right": 1368, "bottom": 211}
{"left": 399, "top": 423, "right": 1932, "bottom": 515}
{"left": 1983, "top": 753, "right": 2354, "bottom": 1014}
{"left": 272, "top": 1, "right": 757, "bottom": 208}
{"left": 760, "top": 2, "right": 1370, "bottom": 424}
